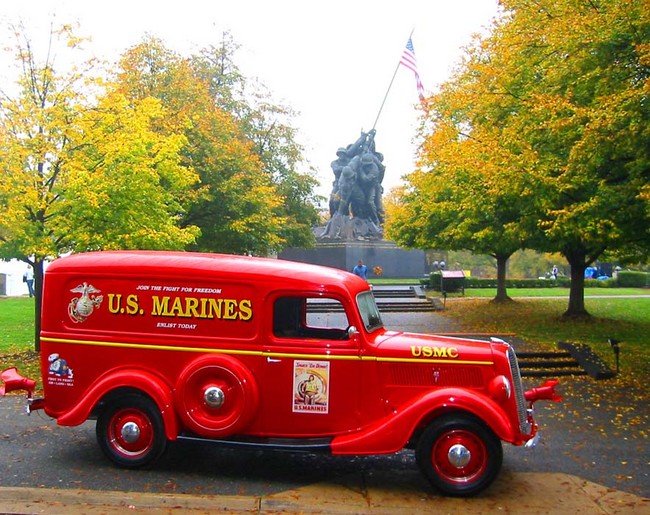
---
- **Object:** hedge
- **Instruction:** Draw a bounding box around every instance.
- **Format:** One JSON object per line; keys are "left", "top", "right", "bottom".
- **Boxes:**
{"left": 616, "top": 271, "right": 650, "bottom": 288}
{"left": 420, "top": 274, "right": 634, "bottom": 289}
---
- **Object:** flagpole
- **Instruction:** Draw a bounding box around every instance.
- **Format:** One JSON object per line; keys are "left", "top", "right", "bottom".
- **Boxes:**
{"left": 371, "top": 28, "right": 415, "bottom": 131}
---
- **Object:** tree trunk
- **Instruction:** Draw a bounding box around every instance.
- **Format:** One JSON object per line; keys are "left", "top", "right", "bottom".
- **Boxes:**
{"left": 563, "top": 249, "right": 590, "bottom": 318}
{"left": 492, "top": 253, "right": 513, "bottom": 303}
{"left": 33, "top": 259, "right": 44, "bottom": 352}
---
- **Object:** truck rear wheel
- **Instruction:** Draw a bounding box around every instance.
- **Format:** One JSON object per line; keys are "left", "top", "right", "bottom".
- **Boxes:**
{"left": 416, "top": 414, "right": 502, "bottom": 496}
{"left": 96, "top": 394, "right": 167, "bottom": 468}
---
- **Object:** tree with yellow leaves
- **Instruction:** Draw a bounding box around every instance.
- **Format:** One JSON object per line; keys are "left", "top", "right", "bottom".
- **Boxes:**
{"left": 389, "top": 0, "right": 650, "bottom": 316}
{"left": 0, "top": 26, "right": 199, "bottom": 348}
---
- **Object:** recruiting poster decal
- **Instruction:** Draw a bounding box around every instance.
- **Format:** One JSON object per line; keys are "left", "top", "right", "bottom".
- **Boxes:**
{"left": 293, "top": 360, "right": 329, "bottom": 414}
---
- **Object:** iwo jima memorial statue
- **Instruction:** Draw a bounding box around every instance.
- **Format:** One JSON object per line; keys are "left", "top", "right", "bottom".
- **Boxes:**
{"left": 280, "top": 34, "right": 429, "bottom": 278}
{"left": 321, "top": 129, "right": 385, "bottom": 241}
{"left": 280, "top": 128, "right": 427, "bottom": 278}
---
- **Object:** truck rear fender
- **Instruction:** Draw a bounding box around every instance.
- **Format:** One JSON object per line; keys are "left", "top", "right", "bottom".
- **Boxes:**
{"left": 55, "top": 368, "right": 178, "bottom": 440}
{"left": 331, "top": 388, "right": 515, "bottom": 455}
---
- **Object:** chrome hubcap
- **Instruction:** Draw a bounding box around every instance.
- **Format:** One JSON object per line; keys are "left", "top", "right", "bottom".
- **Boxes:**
{"left": 448, "top": 444, "right": 471, "bottom": 467}
{"left": 120, "top": 421, "right": 141, "bottom": 443}
{"left": 204, "top": 386, "right": 225, "bottom": 408}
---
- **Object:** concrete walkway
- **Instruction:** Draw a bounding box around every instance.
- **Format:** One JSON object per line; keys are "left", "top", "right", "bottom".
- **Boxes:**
{"left": 0, "top": 471, "right": 647, "bottom": 514}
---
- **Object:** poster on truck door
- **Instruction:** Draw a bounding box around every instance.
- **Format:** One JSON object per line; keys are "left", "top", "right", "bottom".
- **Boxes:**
{"left": 293, "top": 360, "right": 330, "bottom": 414}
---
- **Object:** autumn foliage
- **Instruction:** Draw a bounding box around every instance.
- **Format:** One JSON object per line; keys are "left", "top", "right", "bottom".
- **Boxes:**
{"left": 387, "top": 0, "right": 650, "bottom": 317}
{"left": 0, "top": 27, "right": 319, "bottom": 349}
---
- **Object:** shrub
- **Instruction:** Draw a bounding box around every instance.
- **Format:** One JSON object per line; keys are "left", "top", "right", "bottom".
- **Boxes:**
{"left": 462, "top": 277, "right": 570, "bottom": 289}
{"left": 616, "top": 271, "right": 650, "bottom": 288}
{"left": 423, "top": 273, "right": 648, "bottom": 290}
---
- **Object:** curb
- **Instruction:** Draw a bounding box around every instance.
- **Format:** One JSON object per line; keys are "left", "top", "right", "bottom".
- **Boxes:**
{"left": 0, "top": 472, "right": 647, "bottom": 514}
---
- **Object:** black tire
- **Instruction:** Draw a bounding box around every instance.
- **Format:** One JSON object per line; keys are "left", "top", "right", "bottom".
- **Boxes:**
{"left": 416, "top": 413, "right": 503, "bottom": 496}
{"left": 96, "top": 393, "right": 167, "bottom": 468}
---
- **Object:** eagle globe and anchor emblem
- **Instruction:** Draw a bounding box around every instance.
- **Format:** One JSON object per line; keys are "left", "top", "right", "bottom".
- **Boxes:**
{"left": 68, "top": 282, "right": 104, "bottom": 323}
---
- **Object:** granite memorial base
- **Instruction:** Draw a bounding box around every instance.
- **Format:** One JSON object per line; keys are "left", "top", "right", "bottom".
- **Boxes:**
{"left": 278, "top": 241, "right": 426, "bottom": 279}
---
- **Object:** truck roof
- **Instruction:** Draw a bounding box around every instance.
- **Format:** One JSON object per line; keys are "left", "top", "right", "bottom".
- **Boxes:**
{"left": 46, "top": 251, "right": 368, "bottom": 295}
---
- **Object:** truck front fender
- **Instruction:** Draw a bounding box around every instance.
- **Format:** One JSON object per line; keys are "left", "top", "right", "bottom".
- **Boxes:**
{"left": 55, "top": 368, "right": 178, "bottom": 441}
{"left": 331, "top": 388, "right": 515, "bottom": 455}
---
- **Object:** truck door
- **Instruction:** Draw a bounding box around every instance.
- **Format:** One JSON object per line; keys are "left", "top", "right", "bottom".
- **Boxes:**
{"left": 258, "top": 293, "right": 363, "bottom": 437}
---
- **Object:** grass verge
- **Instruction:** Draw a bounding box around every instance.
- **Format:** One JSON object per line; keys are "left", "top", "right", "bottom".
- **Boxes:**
{"left": 0, "top": 297, "right": 40, "bottom": 389}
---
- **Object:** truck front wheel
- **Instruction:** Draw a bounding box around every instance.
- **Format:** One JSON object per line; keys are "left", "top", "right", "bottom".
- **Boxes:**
{"left": 96, "top": 394, "right": 167, "bottom": 468}
{"left": 416, "top": 414, "right": 502, "bottom": 496}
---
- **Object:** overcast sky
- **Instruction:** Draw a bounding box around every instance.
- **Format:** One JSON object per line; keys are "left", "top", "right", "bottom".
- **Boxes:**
{"left": 0, "top": 0, "right": 501, "bottom": 201}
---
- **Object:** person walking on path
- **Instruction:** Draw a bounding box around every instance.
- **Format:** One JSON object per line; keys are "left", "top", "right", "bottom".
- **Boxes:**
{"left": 24, "top": 266, "right": 35, "bottom": 298}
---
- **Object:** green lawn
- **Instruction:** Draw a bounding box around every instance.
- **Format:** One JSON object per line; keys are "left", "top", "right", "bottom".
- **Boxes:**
{"left": 0, "top": 297, "right": 39, "bottom": 384}
{"left": 0, "top": 297, "right": 35, "bottom": 353}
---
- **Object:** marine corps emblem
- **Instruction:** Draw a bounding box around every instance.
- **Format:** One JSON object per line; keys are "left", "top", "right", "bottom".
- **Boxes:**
{"left": 68, "top": 282, "right": 103, "bottom": 323}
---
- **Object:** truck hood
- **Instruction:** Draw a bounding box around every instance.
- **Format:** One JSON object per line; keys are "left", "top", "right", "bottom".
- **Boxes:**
{"left": 370, "top": 329, "right": 497, "bottom": 363}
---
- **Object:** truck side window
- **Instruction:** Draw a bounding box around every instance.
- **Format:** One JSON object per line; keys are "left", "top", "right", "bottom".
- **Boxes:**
{"left": 273, "top": 296, "right": 350, "bottom": 340}
{"left": 273, "top": 297, "right": 304, "bottom": 337}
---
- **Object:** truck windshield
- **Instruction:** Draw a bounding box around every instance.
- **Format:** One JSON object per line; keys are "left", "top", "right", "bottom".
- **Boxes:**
{"left": 356, "top": 291, "right": 383, "bottom": 332}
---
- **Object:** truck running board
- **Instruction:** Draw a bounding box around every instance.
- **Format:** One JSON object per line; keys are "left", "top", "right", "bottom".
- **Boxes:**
{"left": 177, "top": 433, "right": 333, "bottom": 453}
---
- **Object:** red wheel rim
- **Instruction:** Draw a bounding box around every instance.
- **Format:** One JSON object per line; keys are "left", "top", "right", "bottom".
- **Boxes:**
{"left": 431, "top": 429, "right": 488, "bottom": 485}
{"left": 107, "top": 408, "right": 155, "bottom": 458}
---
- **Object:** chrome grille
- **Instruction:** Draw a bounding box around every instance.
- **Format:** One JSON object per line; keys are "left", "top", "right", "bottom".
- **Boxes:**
{"left": 507, "top": 347, "right": 532, "bottom": 434}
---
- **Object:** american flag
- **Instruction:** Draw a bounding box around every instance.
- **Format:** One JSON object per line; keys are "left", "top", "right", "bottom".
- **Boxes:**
{"left": 400, "top": 37, "right": 425, "bottom": 102}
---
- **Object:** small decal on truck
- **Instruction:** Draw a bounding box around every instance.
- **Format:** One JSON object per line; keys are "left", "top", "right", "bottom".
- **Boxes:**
{"left": 293, "top": 360, "right": 329, "bottom": 414}
{"left": 68, "top": 282, "right": 103, "bottom": 323}
{"left": 47, "top": 353, "right": 74, "bottom": 387}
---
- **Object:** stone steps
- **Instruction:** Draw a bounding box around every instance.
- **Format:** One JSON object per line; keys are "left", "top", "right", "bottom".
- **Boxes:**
{"left": 517, "top": 350, "right": 588, "bottom": 377}
{"left": 372, "top": 289, "right": 419, "bottom": 299}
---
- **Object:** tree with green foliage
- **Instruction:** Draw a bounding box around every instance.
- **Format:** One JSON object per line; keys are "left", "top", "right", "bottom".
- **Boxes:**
{"left": 113, "top": 36, "right": 284, "bottom": 255}
{"left": 193, "top": 33, "right": 320, "bottom": 250}
{"left": 385, "top": 39, "right": 536, "bottom": 303}
{"left": 495, "top": 0, "right": 650, "bottom": 316}
{"left": 386, "top": 162, "right": 527, "bottom": 303}
{"left": 115, "top": 35, "right": 319, "bottom": 255}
